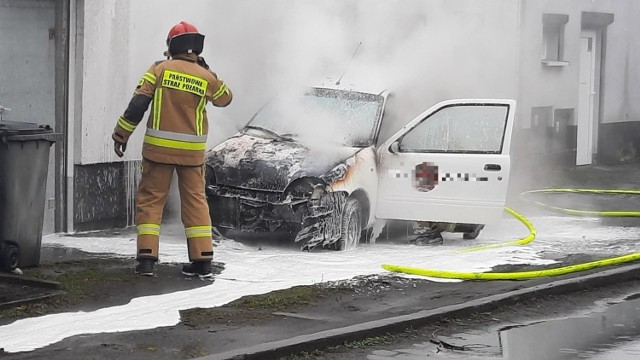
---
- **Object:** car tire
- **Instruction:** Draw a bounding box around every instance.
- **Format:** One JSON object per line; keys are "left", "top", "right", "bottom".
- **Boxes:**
{"left": 463, "top": 224, "right": 485, "bottom": 240}
{"left": 0, "top": 243, "right": 20, "bottom": 272}
{"left": 360, "top": 227, "right": 374, "bottom": 243}
{"left": 335, "top": 199, "right": 362, "bottom": 251}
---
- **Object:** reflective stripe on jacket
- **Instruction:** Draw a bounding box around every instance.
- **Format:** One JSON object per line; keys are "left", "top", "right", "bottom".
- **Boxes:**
{"left": 113, "top": 53, "right": 232, "bottom": 166}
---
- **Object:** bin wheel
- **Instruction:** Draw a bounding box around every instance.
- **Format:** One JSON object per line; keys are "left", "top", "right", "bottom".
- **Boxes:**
{"left": 0, "top": 244, "right": 20, "bottom": 272}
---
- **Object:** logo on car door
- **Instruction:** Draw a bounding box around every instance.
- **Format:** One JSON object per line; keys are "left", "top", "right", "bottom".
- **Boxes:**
{"left": 414, "top": 162, "right": 438, "bottom": 192}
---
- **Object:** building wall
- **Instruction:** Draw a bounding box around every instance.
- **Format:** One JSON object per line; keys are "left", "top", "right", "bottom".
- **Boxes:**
{"left": 75, "top": 0, "right": 520, "bottom": 165}
{"left": 601, "top": 0, "right": 640, "bottom": 124}
{"left": 77, "top": 0, "right": 133, "bottom": 165}
{"left": 512, "top": 0, "right": 640, "bottom": 167}
{"left": 71, "top": 0, "right": 639, "bottom": 229}
{"left": 517, "top": 0, "right": 640, "bottom": 127}
{"left": 71, "top": 0, "right": 521, "bottom": 229}
{"left": 596, "top": 1, "right": 640, "bottom": 164}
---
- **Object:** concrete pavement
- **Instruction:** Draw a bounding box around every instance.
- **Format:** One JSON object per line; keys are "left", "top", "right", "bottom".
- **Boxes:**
{"left": 197, "top": 264, "right": 640, "bottom": 360}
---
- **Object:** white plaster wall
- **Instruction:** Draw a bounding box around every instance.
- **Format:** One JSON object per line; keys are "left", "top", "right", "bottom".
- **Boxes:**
{"left": 600, "top": 0, "right": 640, "bottom": 123}
{"left": 79, "top": 0, "right": 133, "bottom": 164}
{"left": 516, "top": 0, "right": 640, "bottom": 128}
{"left": 77, "top": 0, "right": 519, "bottom": 165}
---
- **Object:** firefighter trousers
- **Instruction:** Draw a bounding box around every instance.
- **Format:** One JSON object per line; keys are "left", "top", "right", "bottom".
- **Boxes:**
{"left": 135, "top": 158, "right": 213, "bottom": 262}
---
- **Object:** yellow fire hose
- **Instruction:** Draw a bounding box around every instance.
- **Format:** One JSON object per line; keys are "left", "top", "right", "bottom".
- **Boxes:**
{"left": 521, "top": 189, "right": 640, "bottom": 217}
{"left": 455, "top": 207, "right": 536, "bottom": 253}
{"left": 382, "top": 189, "right": 640, "bottom": 280}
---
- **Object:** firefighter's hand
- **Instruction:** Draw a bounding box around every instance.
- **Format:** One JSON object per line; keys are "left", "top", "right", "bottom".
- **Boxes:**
{"left": 197, "top": 56, "right": 209, "bottom": 70}
{"left": 114, "top": 140, "right": 127, "bottom": 158}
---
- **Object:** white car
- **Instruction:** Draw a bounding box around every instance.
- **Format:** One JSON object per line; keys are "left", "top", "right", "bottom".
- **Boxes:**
{"left": 205, "top": 86, "right": 515, "bottom": 250}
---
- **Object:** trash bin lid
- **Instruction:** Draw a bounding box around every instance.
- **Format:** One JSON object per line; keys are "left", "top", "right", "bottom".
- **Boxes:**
{"left": 0, "top": 121, "right": 60, "bottom": 142}
{"left": 0, "top": 121, "right": 52, "bottom": 135}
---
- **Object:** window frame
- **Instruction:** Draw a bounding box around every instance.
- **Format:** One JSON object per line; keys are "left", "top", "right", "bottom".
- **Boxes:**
{"left": 395, "top": 103, "right": 511, "bottom": 155}
{"left": 541, "top": 14, "right": 570, "bottom": 66}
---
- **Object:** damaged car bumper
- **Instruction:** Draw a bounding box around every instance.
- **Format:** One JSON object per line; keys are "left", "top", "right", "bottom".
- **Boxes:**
{"left": 206, "top": 183, "right": 348, "bottom": 250}
{"left": 206, "top": 185, "right": 308, "bottom": 233}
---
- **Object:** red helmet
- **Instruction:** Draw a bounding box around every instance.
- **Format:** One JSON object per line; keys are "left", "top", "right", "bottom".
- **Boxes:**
{"left": 166, "top": 21, "right": 204, "bottom": 56}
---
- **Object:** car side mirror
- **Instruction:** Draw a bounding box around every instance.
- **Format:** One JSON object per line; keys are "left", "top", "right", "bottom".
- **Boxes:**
{"left": 389, "top": 141, "right": 400, "bottom": 154}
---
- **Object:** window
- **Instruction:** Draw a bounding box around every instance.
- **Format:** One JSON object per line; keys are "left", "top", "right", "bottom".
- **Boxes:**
{"left": 398, "top": 105, "right": 509, "bottom": 154}
{"left": 542, "top": 14, "right": 569, "bottom": 66}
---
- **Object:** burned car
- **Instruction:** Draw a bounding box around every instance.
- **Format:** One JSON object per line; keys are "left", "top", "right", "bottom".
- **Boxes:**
{"left": 205, "top": 86, "right": 515, "bottom": 250}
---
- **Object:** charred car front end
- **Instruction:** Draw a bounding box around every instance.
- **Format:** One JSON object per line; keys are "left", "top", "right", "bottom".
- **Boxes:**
{"left": 205, "top": 87, "right": 386, "bottom": 250}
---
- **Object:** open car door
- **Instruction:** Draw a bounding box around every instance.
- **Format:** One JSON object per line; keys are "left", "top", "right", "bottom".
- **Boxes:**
{"left": 376, "top": 99, "right": 515, "bottom": 225}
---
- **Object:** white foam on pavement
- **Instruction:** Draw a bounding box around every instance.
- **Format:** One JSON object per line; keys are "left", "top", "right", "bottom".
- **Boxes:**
{"left": 2, "top": 214, "right": 639, "bottom": 353}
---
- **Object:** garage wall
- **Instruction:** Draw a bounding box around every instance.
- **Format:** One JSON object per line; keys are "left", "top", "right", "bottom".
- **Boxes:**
{"left": 0, "top": 0, "right": 56, "bottom": 126}
{"left": 0, "top": 0, "right": 58, "bottom": 234}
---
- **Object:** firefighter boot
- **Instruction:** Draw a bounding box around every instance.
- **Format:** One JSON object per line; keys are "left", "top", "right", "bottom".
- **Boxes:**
{"left": 412, "top": 232, "right": 444, "bottom": 245}
{"left": 135, "top": 258, "right": 156, "bottom": 276}
{"left": 182, "top": 261, "right": 213, "bottom": 279}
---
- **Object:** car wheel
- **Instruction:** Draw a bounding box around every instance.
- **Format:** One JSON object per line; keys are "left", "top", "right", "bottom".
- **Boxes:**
{"left": 0, "top": 243, "right": 20, "bottom": 272}
{"left": 360, "top": 227, "right": 374, "bottom": 243}
{"left": 463, "top": 224, "right": 485, "bottom": 240}
{"left": 335, "top": 199, "right": 362, "bottom": 251}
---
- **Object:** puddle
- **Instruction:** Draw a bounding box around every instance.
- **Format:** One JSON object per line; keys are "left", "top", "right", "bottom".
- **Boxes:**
{"left": 496, "top": 296, "right": 640, "bottom": 359}
{"left": 371, "top": 295, "right": 640, "bottom": 359}
{"left": 39, "top": 244, "right": 114, "bottom": 263}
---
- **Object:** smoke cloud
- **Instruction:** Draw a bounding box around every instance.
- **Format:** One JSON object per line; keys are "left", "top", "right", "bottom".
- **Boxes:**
{"left": 147, "top": 0, "right": 519, "bottom": 222}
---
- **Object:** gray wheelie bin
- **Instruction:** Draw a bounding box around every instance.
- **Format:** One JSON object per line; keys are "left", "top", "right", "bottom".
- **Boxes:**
{"left": 0, "top": 121, "right": 59, "bottom": 271}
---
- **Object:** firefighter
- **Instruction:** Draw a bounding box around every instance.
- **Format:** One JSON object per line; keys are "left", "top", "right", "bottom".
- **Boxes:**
{"left": 111, "top": 21, "right": 232, "bottom": 278}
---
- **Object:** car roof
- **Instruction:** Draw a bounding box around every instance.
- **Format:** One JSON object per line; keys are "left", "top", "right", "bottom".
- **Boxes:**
{"left": 310, "top": 79, "right": 390, "bottom": 98}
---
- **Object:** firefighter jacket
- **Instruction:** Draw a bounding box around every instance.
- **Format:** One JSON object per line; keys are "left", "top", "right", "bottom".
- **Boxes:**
{"left": 113, "top": 53, "right": 232, "bottom": 166}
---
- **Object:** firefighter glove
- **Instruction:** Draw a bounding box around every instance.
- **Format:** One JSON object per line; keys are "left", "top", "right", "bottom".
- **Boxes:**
{"left": 114, "top": 140, "right": 127, "bottom": 158}
{"left": 197, "top": 56, "right": 209, "bottom": 70}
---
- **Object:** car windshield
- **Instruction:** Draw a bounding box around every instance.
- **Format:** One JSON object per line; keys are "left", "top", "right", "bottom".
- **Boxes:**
{"left": 244, "top": 88, "right": 384, "bottom": 147}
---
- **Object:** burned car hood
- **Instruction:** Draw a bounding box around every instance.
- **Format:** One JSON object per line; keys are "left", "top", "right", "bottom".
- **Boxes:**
{"left": 206, "top": 134, "right": 360, "bottom": 191}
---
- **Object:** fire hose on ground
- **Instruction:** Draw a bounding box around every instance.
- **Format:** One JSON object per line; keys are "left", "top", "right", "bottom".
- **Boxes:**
{"left": 382, "top": 189, "right": 640, "bottom": 280}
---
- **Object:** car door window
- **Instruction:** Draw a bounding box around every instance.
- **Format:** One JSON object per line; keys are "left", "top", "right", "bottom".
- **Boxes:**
{"left": 399, "top": 105, "right": 509, "bottom": 154}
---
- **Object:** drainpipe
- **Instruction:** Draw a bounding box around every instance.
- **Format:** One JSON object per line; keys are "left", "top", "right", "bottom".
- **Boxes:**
{"left": 514, "top": 0, "right": 523, "bottom": 126}
{"left": 66, "top": 0, "right": 77, "bottom": 233}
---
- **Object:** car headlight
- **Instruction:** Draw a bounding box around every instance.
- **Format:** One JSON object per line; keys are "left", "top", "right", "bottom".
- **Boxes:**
{"left": 284, "top": 177, "right": 326, "bottom": 200}
{"left": 321, "top": 163, "right": 348, "bottom": 184}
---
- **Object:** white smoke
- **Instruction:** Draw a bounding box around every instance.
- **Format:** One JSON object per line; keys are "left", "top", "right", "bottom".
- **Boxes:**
{"left": 138, "top": 0, "right": 516, "bottom": 221}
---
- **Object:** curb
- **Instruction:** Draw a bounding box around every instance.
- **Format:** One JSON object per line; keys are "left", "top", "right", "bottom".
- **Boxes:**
{"left": 198, "top": 263, "right": 640, "bottom": 360}
{"left": 0, "top": 273, "right": 63, "bottom": 309}
{"left": 0, "top": 272, "right": 60, "bottom": 289}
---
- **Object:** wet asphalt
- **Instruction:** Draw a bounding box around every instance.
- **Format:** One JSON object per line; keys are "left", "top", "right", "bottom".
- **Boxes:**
{"left": 3, "top": 163, "right": 640, "bottom": 359}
